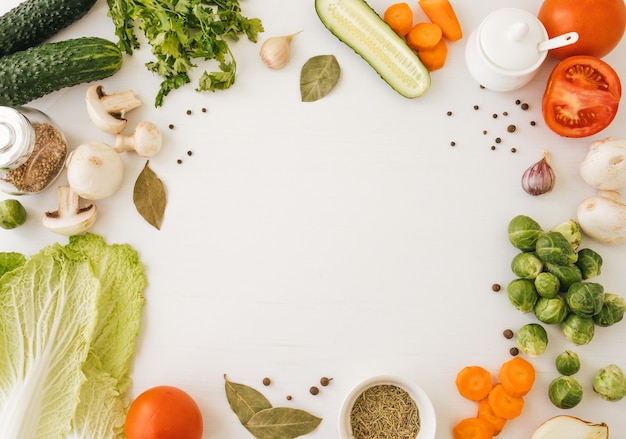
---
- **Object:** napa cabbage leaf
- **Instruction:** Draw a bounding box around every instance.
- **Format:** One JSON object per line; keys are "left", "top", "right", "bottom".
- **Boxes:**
{"left": 0, "top": 234, "right": 146, "bottom": 439}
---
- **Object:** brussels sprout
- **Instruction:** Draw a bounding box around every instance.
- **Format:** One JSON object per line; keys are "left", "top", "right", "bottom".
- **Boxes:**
{"left": 534, "top": 272, "right": 560, "bottom": 298}
{"left": 593, "top": 293, "right": 626, "bottom": 327}
{"left": 0, "top": 199, "right": 27, "bottom": 229}
{"left": 593, "top": 364, "right": 626, "bottom": 402}
{"left": 565, "top": 282, "right": 605, "bottom": 317}
{"left": 555, "top": 350, "right": 580, "bottom": 376}
{"left": 507, "top": 279, "right": 539, "bottom": 313}
{"left": 549, "top": 376, "right": 583, "bottom": 409}
{"left": 562, "top": 313, "right": 595, "bottom": 346}
{"left": 535, "top": 296, "right": 569, "bottom": 324}
{"left": 511, "top": 252, "right": 544, "bottom": 279}
{"left": 516, "top": 323, "right": 548, "bottom": 357}
{"left": 536, "top": 232, "right": 578, "bottom": 266}
{"left": 550, "top": 219, "right": 582, "bottom": 251}
{"left": 575, "top": 248, "right": 603, "bottom": 280}
{"left": 508, "top": 215, "right": 544, "bottom": 251}
{"left": 545, "top": 263, "right": 582, "bottom": 291}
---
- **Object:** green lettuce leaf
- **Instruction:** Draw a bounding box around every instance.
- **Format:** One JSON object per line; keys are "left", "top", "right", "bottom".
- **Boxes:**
{"left": 0, "top": 251, "right": 26, "bottom": 276}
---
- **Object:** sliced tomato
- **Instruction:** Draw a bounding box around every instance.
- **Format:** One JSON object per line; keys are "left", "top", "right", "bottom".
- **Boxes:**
{"left": 542, "top": 56, "right": 621, "bottom": 138}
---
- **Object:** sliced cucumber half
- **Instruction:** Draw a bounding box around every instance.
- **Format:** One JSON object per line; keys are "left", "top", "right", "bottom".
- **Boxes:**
{"left": 315, "top": 0, "right": 431, "bottom": 98}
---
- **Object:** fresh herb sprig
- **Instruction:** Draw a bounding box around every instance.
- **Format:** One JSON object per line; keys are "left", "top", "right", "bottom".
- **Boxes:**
{"left": 106, "top": 0, "right": 263, "bottom": 106}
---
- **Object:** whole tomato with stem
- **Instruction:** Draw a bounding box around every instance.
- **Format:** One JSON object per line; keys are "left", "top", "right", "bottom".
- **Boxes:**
{"left": 125, "top": 386, "right": 203, "bottom": 439}
{"left": 538, "top": 0, "right": 626, "bottom": 59}
{"left": 542, "top": 55, "right": 622, "bottom": 138}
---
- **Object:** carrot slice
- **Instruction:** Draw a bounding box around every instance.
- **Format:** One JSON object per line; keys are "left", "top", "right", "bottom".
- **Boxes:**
{"left": 406, "top": 21, "right": 443, "bottom": 51}
{"left": 456, "top": 365, "right": 493, "bottom": 401}
{"left": 453, "top": 417, "right": 495, "bottom": 439}
{"left": 417, "top": 38, "right": 448, "bottom": 71}
{"left": 477, "top": 398, "right": 507, "bottom": 436}
{"left": 383, "top": 2, "right": 414, "bottom": 37}
{"left": 418, "top": 0, "right": 463, "bottom": 41}
{"left": 498, "top": 356, "right": 536, "bottom": 397}
{"left": 487, "top": 383, "right": 525, "bottom": 420}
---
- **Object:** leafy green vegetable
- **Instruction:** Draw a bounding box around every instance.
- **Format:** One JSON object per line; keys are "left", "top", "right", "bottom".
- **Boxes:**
{"left": 562, "top": 313, "right": 595, "bottom": 346}
{"left": 0, "top": 199, "right": 27, "bottom": 229}
{"left": 593, "top": 293, "right": 626, "bottom": 327}
{"left": 106, "top": 0, "right": 263, "bottom": 106}
{"left": 0, "top": 251, "right": 26, "bottom": 276}
{"left": 516, "top": 323, "right": 548, "bottom": 357}
{"left": 548, "top": 376, "right": 583, "bottom": 409}
{"left": 508, "top": 215, "right": 544, "bottom": 251}
{"left": 507, "top": 278, "right": 539, "bottom": 313}
{"left": 593, "top": 364, "right": 626, "bottom": 402}
{"left": 0, "top": 234, "right": 146, "bottom": 438}
{"left": 555, "top": 350, "right": 580, "bottom": 376}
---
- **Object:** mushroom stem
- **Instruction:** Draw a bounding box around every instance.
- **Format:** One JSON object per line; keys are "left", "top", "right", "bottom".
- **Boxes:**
{"left": 114, "top": 121, "right": 163, "bottom": 157}
{"left": 98, "top": 88, "right": 143, "bottom": 115}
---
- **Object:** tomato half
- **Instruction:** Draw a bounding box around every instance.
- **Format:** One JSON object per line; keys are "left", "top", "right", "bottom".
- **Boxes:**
{"left": 125, "top": 386, "right": 203, "bottom": 439}
{"left": 538, "top": 0, "right": 626, "bottom": 59}
{"left": 542, "top": 56, "right": 621, "bottom": 138}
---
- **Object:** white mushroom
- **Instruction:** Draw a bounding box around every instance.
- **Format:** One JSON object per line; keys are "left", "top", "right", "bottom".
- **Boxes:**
{"left": 114, "top": 121, "right": 162, "bottom": 157}
{"left": 577, "top": 190, "right": 626, "bottom": 245}
{"left": 580, "top": 137, "right": 626, "bottom": 191}
{"left": 66, "top": 142, "right": 124, "bottom": 200}
{"left": 86, "top": 84, "right": 143, "bottom": 134}
{"left": 42, "top": 186, "right": 97, "bottom": 236}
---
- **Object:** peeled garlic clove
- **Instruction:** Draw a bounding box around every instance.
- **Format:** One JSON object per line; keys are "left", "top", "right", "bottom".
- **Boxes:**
{"left": 522, "top": 150, "right": 556, "bottom": 196}
{"left": 260, "top": 32, "right": 300, "bottom": 69}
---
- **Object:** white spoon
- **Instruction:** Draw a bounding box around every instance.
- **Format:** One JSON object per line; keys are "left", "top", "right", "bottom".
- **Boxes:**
{"left": 538, "top": 31, "right": 579, "bottom": 52}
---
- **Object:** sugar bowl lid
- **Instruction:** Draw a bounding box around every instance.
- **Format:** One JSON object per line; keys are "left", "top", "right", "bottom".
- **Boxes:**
{"left": 479, "top": 8, "right": 548, "bottom": 71}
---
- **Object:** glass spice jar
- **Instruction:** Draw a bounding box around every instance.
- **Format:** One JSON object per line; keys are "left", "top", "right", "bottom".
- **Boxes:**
{"left": 0, "top": 106, "right": 67, "bottom": 195}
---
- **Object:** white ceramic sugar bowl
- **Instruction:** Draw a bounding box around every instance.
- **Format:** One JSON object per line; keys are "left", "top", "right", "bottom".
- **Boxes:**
{"left": 465, "top": 8, "right": 578, "bottom": 91}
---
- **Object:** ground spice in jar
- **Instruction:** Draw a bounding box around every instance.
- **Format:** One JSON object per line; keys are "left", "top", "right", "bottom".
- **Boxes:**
{"left": 350, "top": 384, "right": 420, "bottom": 439}
{"left": 2, "top": 122, "right": 66, "bottom": 193}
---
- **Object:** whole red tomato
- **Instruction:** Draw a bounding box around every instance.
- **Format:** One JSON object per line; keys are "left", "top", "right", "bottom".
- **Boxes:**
{"left": 125, "top": 386, "right": 203, "bottom": 439}
{"left": 538, "top": 0, "right": 626, "bottom": 59}
{"left": 542, "top": 56, "right": 621, "bottom": 138}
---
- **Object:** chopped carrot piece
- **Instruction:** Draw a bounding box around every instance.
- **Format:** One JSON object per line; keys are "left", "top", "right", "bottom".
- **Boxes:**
{"left": 477, "top": 398, "right": 507, "bottom": 436}
{"left": 453, "top": 417, "right": 495, "bottom": 439}
{"left": 487, "top": 383, "right": 525, "bottom": 420}
{"left": 418, "top": 0, "right": 463, "bottom": 41}
{"left": 455, "top": 365, "right": 493, "bottom": 401}
{"left": 417, "top": 37, "right": 448, "bottom": 71}
{"left": 498, "top": 356, "right": 536, "bottom": 397}
{"left": 406, "top": 21, "right": 443, "bottom": 51}
{"left": 383, "top": 2, "right": 414, "bottom": 37}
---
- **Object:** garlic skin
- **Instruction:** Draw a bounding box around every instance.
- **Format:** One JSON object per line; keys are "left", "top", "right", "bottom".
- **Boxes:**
{"left": 522, "top": 150, "right": 556, "bottom": 196}
{"left": 260, "top": 33, "right": 300, "bottom": 69}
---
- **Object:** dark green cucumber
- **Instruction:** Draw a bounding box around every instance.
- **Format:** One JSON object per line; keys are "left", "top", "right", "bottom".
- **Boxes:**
{"left": 0, "top": 37, "right": 123, "bottom": 106}
{"left": 0, "top": 0, "right": 98, "bottom": 57}
{"left": 315, "top": 0, "right": 431, "bottom": 98}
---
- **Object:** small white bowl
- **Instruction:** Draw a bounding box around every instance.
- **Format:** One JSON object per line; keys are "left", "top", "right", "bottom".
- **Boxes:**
{"left": 339, "top": 375, "right": 436, "bottom": 439}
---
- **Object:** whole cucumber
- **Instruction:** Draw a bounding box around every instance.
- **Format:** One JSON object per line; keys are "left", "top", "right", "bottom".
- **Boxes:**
{"left": 0, "top": 37, "right": 123, "bottom": 106}
{"left": 0, "top": 0, "right": 98, "bottom": 57}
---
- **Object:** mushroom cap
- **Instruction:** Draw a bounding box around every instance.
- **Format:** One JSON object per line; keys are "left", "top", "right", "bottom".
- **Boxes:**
{"left": 577, "top": 191, "right": 626, "bottom": 245}
{"left": 66, "top": 142, "right": 124, "bottom": 200}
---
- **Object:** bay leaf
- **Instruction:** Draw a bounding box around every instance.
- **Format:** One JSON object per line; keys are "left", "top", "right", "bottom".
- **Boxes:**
{"left": 224, "top": 375, "right": 273, "bottom": 425}
{"left": 133, "top": 160, "right": 166, "bottom": 230}
{"left": 245, "top": 407, "right": 323, "bottom": 439}
{"left": 300, "top": 54, "right": 340, "bottom": 102}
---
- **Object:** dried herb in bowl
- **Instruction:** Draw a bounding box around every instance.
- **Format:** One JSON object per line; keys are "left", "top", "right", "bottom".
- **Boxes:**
{"left": 350, "top": 384, "right": 420, "bottom": 439}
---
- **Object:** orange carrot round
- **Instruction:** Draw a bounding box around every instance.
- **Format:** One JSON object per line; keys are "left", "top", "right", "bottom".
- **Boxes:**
{"left": 456, "top": 365, "right": 493, "bottom": 401}
{"left": 418, "top": 0, "right": 463, "bottom": 41}
{"left": 453, "top": 417, "right": 495, "bottom": 439}
{"left": 487, "top": 383, "right": 525, "bottom": 420}
{"left": 417, "top": 38, "right": 448, "bottom": 71}
{"left": 383, "top": 3, "right": 414, "bottom": 37}
{"left": 498, "top": 356, "right": 536, "bottom": 397}
{"left": 477, "top": 398, "right": 507, "bottom": 436}
{"left": 406, "top": 22, "right": 443, "bottom": 51}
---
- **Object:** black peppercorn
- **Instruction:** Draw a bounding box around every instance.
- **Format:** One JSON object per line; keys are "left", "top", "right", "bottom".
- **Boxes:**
{"left": 495, "top": 137, "right": 502, "bottom": 144}
{"left": 310, "top": 386, "right": 319, "bottom": 395}
{"left": 510, "top": 347, "right": 519, "bottom": 356}
{"left": 521, "top": 103, "right": 529, "bottom": 110}
{"left": 168, "top": 124, "right": 175, "bottom": 129}
{"left": 507, "top": 124, "right": 517, "bottom": 133}
{"left": 320, "top": 377, "right": 333, "bottom": 386}
{"left": 492, "top": 283, "right": 501, "bottom": 292}
{"left": 262, "top": 377, "right": 271, "bottom": 386}
{"left": 503, "top": 329, "right": 514, "bottom": 339}
{"left": 447, "top": 111, "right": 453, "bottom": 116}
